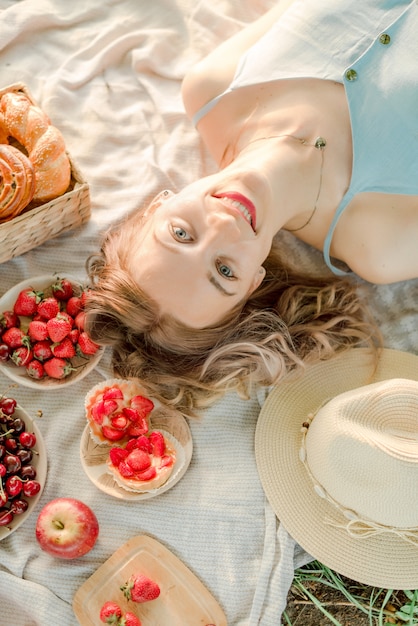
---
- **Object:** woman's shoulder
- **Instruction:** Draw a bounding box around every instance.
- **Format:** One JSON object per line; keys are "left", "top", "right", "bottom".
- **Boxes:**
{"left": 331, "top": 192, "right": 418, "bottom": 284}
{"left": 181, "top": 1, "right": 297, "bottom": 122}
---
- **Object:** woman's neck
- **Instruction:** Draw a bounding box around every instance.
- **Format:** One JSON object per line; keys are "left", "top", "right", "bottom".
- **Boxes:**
{"left": 222, "top": 128, "right": 328, "bottom": 234}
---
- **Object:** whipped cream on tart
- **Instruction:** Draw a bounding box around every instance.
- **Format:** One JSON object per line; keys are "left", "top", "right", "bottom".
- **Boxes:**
{"left": 85, "top": 378, "right": 154, "bottom": 445}
{"left": 107, "top": 430, "right": 176, "bottom": 492}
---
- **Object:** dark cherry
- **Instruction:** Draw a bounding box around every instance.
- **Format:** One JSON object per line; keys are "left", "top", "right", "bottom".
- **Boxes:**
{"left": 0, "top": 507, "right": 13, "bottom": 526}
{"left": 0, "top": 444, "right": 5, "bottom": 460}
{"left": 0, "top": 344, "right": 11, "bottom": 362}
{"left": 11, "top": 418, "right": 25, "bottom": 434}
{"left": 16, "top": 448, "right": 32, "bottom": 464}
{"left": 5, "top": 475, "right": 22, "bottom": 497}
{"left": 22, "top": 480, "right": 40, "bottom": 497}
{"left": 10, "top": 498, "right": 28, "bottom": 515}
{"left": 19, "top": 431, "right": 36, "bottom": 448}
{"left": 3, "top": 454, "right": 21, "bottom": 475}
{"left": 5, "top": 438, "right": 18, "bottom": 453}
{"left": 20, "top": 465, "right": 36, "bottom": 480}
{"left": 0, "top": 398, "right": 17, "bottom": 416}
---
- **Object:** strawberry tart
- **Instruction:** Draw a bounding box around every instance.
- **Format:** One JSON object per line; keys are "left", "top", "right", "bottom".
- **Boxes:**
{"left": 107, "top": 430, "right": 176, "bottom": 492}
{"left": 85, "top": 379, "right": 154, "bottom": 445}
{"left": 85, "top": 378, "right": 177, "bottom": 493}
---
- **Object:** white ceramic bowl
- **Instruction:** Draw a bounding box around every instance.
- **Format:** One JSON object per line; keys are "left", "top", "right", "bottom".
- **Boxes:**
{"left": 0, "top": 274, "right": 104, "bottom": 389}
{"left": 0, "top": 402, "right": 47, "bottom": 540}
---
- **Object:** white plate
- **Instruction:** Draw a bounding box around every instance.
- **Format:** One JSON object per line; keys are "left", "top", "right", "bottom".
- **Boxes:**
{"left": 0, "top": 403, "right": 47, "bottom": 539}
{"left": 80, "top": 408, "right": 193, "bottom": 500}
{"left": 0, "top": 274, "right": 104, "bottom": 389}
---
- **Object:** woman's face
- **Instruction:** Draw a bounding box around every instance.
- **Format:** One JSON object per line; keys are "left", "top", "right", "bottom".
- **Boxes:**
{"left": 130, "top": 172, "right": 274, "bottom": 328}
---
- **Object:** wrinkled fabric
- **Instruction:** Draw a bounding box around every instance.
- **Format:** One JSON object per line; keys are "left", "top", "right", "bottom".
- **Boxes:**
{"left": 0, "top": 0, "right": 417, "bottom": 624}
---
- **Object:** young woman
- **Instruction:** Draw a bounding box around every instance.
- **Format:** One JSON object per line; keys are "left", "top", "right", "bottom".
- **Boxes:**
{"left": 86, "top": 0, "right": 417, "bottom": 416}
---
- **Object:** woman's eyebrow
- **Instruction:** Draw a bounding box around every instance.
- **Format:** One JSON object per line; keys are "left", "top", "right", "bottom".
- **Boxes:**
{"left": 208, "top": 274, "right": 235, "bottom": 296}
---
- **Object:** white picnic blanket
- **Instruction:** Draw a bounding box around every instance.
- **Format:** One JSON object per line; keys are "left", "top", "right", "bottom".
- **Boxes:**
{"left": 0, "top": 0, "right": 417, "bottom": 624}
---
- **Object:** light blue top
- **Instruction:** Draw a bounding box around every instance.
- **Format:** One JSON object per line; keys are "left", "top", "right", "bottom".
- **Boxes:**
{"left": 192, "top": 0, "right": 418, "bottom": 275}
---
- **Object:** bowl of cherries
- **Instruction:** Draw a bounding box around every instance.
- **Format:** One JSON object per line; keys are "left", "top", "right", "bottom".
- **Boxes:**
{"left": 0, "top": 392, "right": 47, "bottom": 537}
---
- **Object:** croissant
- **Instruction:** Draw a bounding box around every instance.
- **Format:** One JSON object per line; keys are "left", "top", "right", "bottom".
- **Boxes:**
{"left": 0, "top": 143, "right": 36, "bottom": 222}
{"left": 0, "top": 91, "right": 71, "bottom": 203}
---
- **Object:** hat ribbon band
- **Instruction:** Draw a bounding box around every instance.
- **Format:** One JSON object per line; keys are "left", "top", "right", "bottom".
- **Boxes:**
{"left": 325, "top": 517, "right": 418, "bottom": 547}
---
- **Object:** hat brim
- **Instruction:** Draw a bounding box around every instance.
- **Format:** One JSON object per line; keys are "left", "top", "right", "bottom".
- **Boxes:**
{"left": 255, "top": 347, "right": 418, "bottom": 589}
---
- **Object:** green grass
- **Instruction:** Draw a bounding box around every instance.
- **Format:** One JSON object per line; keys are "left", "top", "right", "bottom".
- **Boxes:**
{"left": 282, "top": 561, "right": 418, "bottom": 626}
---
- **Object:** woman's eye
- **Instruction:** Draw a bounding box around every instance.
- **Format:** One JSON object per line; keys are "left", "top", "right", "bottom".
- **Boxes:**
{"left": 217, "top": 261, "right": 235, "bottom": 279}
{"left": 171, "top": 226, "right": 193, "bottom": 241}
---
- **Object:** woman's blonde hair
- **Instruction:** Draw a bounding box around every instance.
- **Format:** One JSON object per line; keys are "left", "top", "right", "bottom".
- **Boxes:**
{"left": 86, "top": 207, "right": 379, "bottom": 418}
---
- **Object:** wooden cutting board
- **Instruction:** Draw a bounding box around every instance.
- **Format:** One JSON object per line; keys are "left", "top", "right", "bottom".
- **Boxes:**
{"left": 73, "top": 534, "right": 227, "bottom": 625}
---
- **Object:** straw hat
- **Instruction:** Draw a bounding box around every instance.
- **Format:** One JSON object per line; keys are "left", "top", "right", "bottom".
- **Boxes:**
{"left": 255, "top": 347, "right": 418, "bottom": 589}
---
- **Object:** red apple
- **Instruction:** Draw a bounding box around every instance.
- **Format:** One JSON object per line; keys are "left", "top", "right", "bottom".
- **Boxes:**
{"left": 35, "top": 497, "right": 99, "bottom": 559}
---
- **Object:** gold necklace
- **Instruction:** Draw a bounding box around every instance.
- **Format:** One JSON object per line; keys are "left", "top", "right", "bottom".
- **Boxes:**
{"left": 247, "top": 134, "right": 327, "bottom": 232}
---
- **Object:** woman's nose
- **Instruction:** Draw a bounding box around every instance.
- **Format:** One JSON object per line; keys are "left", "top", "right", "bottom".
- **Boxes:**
{"left": 207, "top": 210, "right": 242, "bottom": 240}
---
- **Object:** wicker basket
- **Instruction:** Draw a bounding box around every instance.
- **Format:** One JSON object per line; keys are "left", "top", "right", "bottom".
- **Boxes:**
{"left": 0, "top": 82, "right": 90, "bottom": 264}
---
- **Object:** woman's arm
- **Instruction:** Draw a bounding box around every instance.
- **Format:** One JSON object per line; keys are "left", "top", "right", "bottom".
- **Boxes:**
{"left": 333, "top": 194, "right": 418, "bottom": 284}
{"left": 181, "top": 0, "right": 297, "bottom": 121}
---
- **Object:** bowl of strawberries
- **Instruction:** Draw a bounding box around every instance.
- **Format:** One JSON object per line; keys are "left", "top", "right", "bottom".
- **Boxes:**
{"left": 0, "top": 274, "right": 104, "bottom": 389}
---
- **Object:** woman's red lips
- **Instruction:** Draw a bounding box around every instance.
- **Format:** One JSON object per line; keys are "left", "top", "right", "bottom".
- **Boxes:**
{"left": 212, "top": 192, "right": 257, "bottom": 231}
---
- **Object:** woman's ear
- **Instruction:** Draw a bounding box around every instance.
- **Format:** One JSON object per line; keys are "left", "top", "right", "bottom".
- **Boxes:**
{"left": 144, "top": 189, "right": 174, "bottom": 216}
{"left": 249, "top": 266, "right": 266, "bottom": 294}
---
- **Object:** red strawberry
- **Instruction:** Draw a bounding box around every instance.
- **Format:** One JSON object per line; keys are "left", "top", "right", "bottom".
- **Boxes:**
{"left": 120, "top": 573, "right": 160, "bottom": 603}
{"left": 92, "top": 399, "right": 118, "bottom": 424}
{"left": 103, "top": 387, "right": 124, "bottom": 401}
{"left": 80, "top": 289, "right": 91, "bottom": 308}
{"left": 121, "top": 613, "right": 142, "bottom": 626}
{"left": 130, "top": 395, "right": 154, "bottom": 418}
{"left": 101, "top": 425, "right": 126, "bottom": 441}
{"left": 128, "top": 435, "right": 152, "bottom": 454}
{"left": 148, "top": 431, "right": 165, "bottom": 456}
{"left": 37, "top": 297, "right": 60, "bottom": 320}
{"left": 58, "top": 310, "right": 74, "bottom": 326}
{"left": 52, "top": 277, "right": 73, "bottom": 301}
{"left": 110, "top": 413, "right": 129, "bottom": 431}
{"left": 13, "top": 288, "right": 41, "bottom": 316}
{"left": 74, "top": 311, "right": 86, "bottom": 330}
{"left": 11, "top": 346, "right": 33, "bottom": 367}
{"left": 118, "top": 460, "right": 135, "bottom": 478}
{"left": 0, "top": 310, "right": 20, "bottom": 330}
{"left": 99, "top": 600, "right": 122, "bottom": 624}
{"left": 78, "top": 331, "right": 100, "bottom": 355}
{"left": 66, "top": 295, "right": 82, "bottom": 318}
{"left": 51, "top": 336, "right": 76, "bottom": 359}
{"left": 32, "top": 340, "right": 53, "bottom": 362}
{"left": 122, "top": 407, "right": 143, "bottom": 425}
{"left": 46, "top": 314, "right": 72, "bottom": 342}
{"left": 43, "top": 357, "right": 74, "bottom": 379}
{"left": 2, "top": 327, "right": 26, "bottom": 349}
{"left": 109, "top": 447, "right": 129, "bottom": 466}
{"left": 160, "top": 454, "right": 174, "bottom": 469}
{"left": 28, "top": 319, "right": 49, "bottom": 342}
{"left": 125, "top": 438, "right": 140, "bottom": 452}
{"left": 26, "top": 359, "right": 45, "bottom": 379}
{"left": 123, "top": 409, "right": 149, "bottom": 436}
{"left": 68, "top": 328, "right": 80, "bottom": 344}
{"left": 126, "top": 449, "right": 151, "bottom": 472}
{"left": 135, "top": 466, "right": 157, "bottom": 481}
{"left": 127, "top": 422, "right": 149, "bottom": 438}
